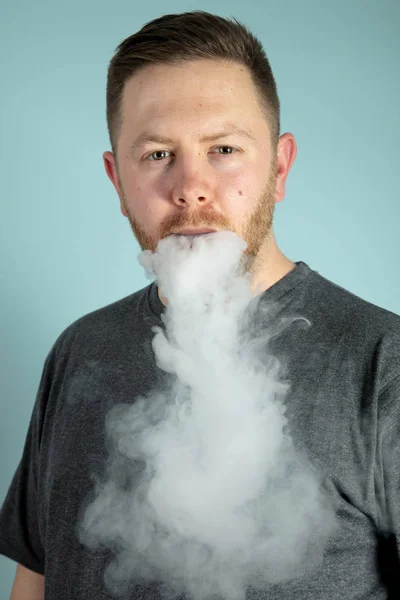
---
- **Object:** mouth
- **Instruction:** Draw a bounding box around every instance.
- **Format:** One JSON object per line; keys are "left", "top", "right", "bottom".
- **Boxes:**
{"left": 173, "top": 228, "right": 217, "bottom": 235}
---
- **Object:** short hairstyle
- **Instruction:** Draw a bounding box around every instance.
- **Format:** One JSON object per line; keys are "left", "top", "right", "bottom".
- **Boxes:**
{"left": 106, "top": 10, "right": 280, "bottom": 158}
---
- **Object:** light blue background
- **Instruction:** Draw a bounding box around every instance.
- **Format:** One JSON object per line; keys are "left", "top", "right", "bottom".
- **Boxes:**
{"left": 0, "top": 0, "right": 399, "bottom": 594}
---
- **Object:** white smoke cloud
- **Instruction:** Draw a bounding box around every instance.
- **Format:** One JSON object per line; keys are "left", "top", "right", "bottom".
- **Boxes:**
{"left": 77, "top": 231, "right": 337, "bottom": 599}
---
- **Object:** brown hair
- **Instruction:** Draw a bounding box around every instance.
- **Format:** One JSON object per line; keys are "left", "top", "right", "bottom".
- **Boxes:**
{"left": 106, "top": 10, "right": 280, "bottom": 159}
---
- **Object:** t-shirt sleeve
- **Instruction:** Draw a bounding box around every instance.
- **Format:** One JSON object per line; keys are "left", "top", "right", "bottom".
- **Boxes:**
{"left": 376, "top": 372, "right": 400, "bottom": 584}
{"left": 0, "top": 344, "right": 58, "bottom": 575}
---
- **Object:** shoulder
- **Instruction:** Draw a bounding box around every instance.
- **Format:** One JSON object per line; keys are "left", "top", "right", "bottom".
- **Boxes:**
{"left": 49, "top": 284, "right": 153, "bottom": 361}
{"left": 308, "top": 268, "right": 400, "bottom": 331}
{"left": 307, "top": 269, "right": 400, "bottom": 386}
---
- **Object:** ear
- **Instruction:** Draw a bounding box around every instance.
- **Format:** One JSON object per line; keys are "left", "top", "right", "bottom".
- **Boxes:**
{"left": 275, "top": 133, "right": 297, "bottom": 203}
{"left": 103, "top": 151, "right": 128, "bottom": 217}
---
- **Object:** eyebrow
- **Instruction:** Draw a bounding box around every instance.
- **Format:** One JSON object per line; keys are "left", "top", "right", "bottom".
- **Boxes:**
{"left": 129, "top": 124, "right": 257, "bottom": 155}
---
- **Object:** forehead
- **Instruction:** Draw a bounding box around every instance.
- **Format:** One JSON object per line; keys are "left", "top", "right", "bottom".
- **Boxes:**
{"left": 120, "top": 59, "right": 266, "bottom": 128}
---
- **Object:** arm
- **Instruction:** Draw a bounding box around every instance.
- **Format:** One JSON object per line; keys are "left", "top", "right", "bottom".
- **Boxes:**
{"left": 10, "top": 564, "right": 44, "bottom": 600}
{"left": 376, "top": 372, "right": 400, "bottom": 592}
{"left": 0, "top": 349, "right": 55, "bottom": 587}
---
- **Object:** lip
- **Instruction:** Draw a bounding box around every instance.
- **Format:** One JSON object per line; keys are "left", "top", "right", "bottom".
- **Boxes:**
{"left": 174, "top": 228, "right": 217, "bottom": 235}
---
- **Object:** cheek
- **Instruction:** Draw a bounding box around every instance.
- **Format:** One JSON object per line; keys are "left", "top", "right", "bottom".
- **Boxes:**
{"left": 122, "top": 179, "right": 159, "bottom": 224}
{"left": 136, "top": 196, "right": 175, "bottom": 236}
{"left": 137, "top": 201, "right": 161, "bottom": 228}
{"left": 222, "top": 175, "right": 257, "bottom": 220}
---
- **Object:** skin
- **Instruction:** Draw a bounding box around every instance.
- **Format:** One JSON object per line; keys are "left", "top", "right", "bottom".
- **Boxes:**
{"left": 103, "top": 59, "right": 297, "bottom": 304}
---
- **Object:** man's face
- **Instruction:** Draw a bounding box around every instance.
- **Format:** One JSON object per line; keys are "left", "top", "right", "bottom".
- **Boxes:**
{"left": 104, "top": 59, "right": 292, "bottom": 258}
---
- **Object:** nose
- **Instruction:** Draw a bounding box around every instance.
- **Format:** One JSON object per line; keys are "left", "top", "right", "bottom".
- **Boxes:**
{"left": 171, "top": 160, "right": 213, "bottom": 209}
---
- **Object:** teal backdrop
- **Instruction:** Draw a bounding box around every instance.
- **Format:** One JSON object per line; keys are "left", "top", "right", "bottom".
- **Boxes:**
{"left": 0, "top": 0, "right": 399, "bottom": 594}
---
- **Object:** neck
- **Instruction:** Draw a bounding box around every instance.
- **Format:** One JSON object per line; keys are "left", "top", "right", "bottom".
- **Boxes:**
{"left": 247, "top": 230, "right": 295, "bottom": 297}
{"left": 157, "top": 230, "right": 295, "bottom": 307}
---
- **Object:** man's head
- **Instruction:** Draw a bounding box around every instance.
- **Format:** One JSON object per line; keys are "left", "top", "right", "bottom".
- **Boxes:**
{"left": 103, "top": 11, "right": 296, "bottom": 260}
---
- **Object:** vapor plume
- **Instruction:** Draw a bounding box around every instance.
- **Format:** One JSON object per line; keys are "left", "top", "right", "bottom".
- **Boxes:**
{"left": 77, "top": 231, "right": 336, "bottom": 599}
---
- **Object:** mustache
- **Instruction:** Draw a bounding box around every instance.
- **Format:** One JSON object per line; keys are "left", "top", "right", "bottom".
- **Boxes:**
{"left": 159, "top": 210, "right": 230, "bottom": 239}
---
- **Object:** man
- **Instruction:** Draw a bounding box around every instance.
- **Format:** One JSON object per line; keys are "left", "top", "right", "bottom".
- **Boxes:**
{"left": 1, "top": 10, "right": 399, "bottom": 600}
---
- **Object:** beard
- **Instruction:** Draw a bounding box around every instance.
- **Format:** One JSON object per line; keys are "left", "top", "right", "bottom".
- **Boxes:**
{"left": 120, "top": 157, "right": 277, "bottom": 265}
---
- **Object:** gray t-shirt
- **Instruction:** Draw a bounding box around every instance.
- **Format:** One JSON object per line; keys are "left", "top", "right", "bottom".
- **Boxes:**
{"left": 1, "top": 261, "right": 399, "bottom": 599}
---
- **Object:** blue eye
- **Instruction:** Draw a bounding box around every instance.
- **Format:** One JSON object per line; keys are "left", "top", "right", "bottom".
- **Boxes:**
{"left": 146, "top": 146, "right": 237, "bottom": 162}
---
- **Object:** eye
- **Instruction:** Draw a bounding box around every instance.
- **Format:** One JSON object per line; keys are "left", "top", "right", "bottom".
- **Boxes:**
{"left": 216, "top": 146, "right": 236, "bottom": 155}
{"left": 145, "top": 146, "right": 238, "bottom": 162}
{"left": 147, "top": 150, "right": 171, "bottom": 162}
